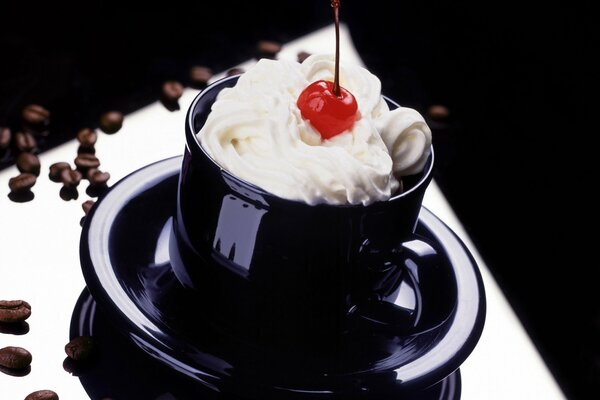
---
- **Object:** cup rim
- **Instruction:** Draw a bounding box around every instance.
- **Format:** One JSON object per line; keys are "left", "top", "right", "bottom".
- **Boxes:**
{"left": 186, "top": 75, "right": 434, "bottom": 208}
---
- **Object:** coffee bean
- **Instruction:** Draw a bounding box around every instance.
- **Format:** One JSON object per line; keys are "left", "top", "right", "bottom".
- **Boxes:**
{"left": 0, "top": 300, "right": 31, "bottom": 323}
{"left": 74, "top": 153, "right": 100, "bottom": 172}
{"left": 62, "top": 356, "right": 90, "bottom": 376}
{"left": 22, "top": 104, "right": 50, "bottom": 126}
{"left": 427, "top": 105, "right": 450, "bottom": 121}
{"left": 60, "top": 168, "right": 82, "bottom": 188}
{"left": 49, "top": 162, "right": 70, "bottom": 182}
{"left": 8, "top": 173, "right": 36, "bottom": 193}
{"left": 85, "top": 168, "right": 97, "bottom": 181}
{"left": 24, "top": 390, "right": 59, "bottom": 400}
{"left": 0, "top": 346, "right": 32, "bottom": 370}
{"left": 0, "top": 321, "right": 30, "bottom": 335}
{"left": 0, "top": 364, "right": 31, "bottom": 377}
{"left": 59, "top": 186, "right": 78, "bottom": 201}
{"left": 77, "top": 145, "right": 96, "bottom": 155}
{"left": 160, "top": 81, "right": 184, "bottom": 111}
{"left": 227, "top": 67, "right": 245, "bottom": 77}
{"left": 297, "top": 51, "right": 312, "bottom": 63}
{"left": 86, "top": 184, "right": 108, "bottom": 198}
{"left": 99, "top": 111, "right": 123, "bottom": 134}
{"left": 256, "top": 40, "right": 282, "bottom": 59}
{"left": 7, "top": 191, "right": 34, "bottom": 203}
{"left": 82, "top": 200, "right": 95, "bottom": 215}
{"left": 161, "top": 101, "right": 180, "bottom": 112}
{"left": 14, "top": 132, "right": 37, "bottom": 152}
{"left": 161, "top": 80, "right": 184, "bottom": 102}
{"left": 0, "top": 127, "right": 11, "bottom": 150}
{"left": 65, "top": 336, "right": 95, "bottom": 361}
{"left": 88, "top": 169, "right": 110, "bottom": 186}
{"left": 16, "top": 153, "right": 41, "bottom": 176}
{"left": 76, "top": 128, "right": 97, "bottom": 148}
{"left": 189, "top": 66, "right": 213, "bottom": 88}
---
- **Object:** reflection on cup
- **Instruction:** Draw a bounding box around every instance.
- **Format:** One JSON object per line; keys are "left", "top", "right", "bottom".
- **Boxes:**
{"left": 171, "top": 76, "right": 435, "bottom": 339}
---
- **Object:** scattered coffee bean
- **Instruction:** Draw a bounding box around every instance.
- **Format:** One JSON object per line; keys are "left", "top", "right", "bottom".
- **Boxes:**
{"left": 14, "top": 132, "right": 37, "bottom": 153}
{"left": 256, "top": 40, "right": 282, "bottom": 59}
{"left": 0, "top": 127, "right": 11, "bottom": 150}
{"left": 16, "top": 153, "right": 41, "bottom": 176}
{"left": 85, "top": 184, "right": 108, "bottom": 198}
{"left": 24, "top": 390, "right": 59, "bottom": 400}
{"left": 297, "top": 51, "right": 312, "bottom": 63}
{"left": 22, "top": 104, "right": 50, "bottom": 127}
{"left": 160, "top": 80, "right": 184, "bottom": 111}
{"left": 0, "top": 321, "right": 30, "bottom": 335}
{"left": 49, "top": 162, "right": 70, "bottom": 182}
{"left": 189, "top": 66, "right": 213, "bottom": 88}
{"left": 161, "top": 101, "right": 180, "bottom": 112}
{"left": 81, "top": 200, "right": 94, "bottom": 227}
{"left": 99, "top": 111, "right": 124, "bottom": 134}
{"left": 0, "top": 346, "right": 32, "bottom": 370}
{"left": 82, "top": 200, "right": 95, "bottom": 215}
{"left": 427, "top": 105, "right": 450, "bottom": 121}
{"left": 62, "top": 356, "right": 89, "bottom": 376}
{"left": 8, "top": 173, "right": 36, "bottom": 193}
{"left": 60, "top": 168, "right": 82, "bottom": 188}
{"left": 7, "top": 190, "right": 35, "bottom": 202}
{"left": 226, "top": 67, "right": 245, "bottom": 77}
{"left": 88, "top": 169, "right": 110, "bottom": 187}
{"left": 64, "top": 336, "right": 95, "bottom": 361}
{"left": 86, "top": 169, "right": 109, "bottom": 196}
{"left": 59, "top": 186, "right": 79, "bottom": 201}
{"left": 77, "top": 145, "right": 96, "bottom": 155}
{"left": 74, "top": 153, "right": 100, "bottom": 172}
{"left": 161, "top": 80, "right": 184, "bottom": 102}
{"left": 85, "top": 167, "right": 98, "bottom": 181}
{"left": 0, "top": 300, "right": 31, "bottom": 323}
{"left": 7, "top": 191, "right": 34, "bottom": 203}
{"left": 7, "top": 173, "right": 36, "bottom": 202}
{"left": 0, "top": 364, "right": 31, "bottom": 377}
{"left": 76, "top": 128, "right": 97, "bottom": 148}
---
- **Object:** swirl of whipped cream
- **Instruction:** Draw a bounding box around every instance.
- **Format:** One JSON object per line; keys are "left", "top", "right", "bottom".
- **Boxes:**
{"left": 198, "top": 55, "right": 432, "bottom": 205}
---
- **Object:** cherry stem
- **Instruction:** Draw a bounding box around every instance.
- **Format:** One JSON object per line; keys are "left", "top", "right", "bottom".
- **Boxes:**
{"left": 332, "top": 0, "right": 341, "bottom": 97}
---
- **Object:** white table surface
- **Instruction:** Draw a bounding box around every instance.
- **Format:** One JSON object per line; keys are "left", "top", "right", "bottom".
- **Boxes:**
{"left": 0, "top": 25, "right": 565, "bottom": 399}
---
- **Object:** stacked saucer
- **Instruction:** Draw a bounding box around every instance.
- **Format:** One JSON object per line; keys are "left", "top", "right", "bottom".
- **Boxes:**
{"left": 76, "top": 156, "right": 484, "bottom": 399}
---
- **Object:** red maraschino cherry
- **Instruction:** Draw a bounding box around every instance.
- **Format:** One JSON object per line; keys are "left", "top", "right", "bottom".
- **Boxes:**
{"left": 296, "top": 0, "right": 358, "bottom": 140}
{"left": 297, "top": 80, "right": 358, "bottom": 139}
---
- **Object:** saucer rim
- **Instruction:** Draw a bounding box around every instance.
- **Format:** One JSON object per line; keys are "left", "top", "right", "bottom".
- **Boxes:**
{"left": 79, "top": 156, "right": 485, "bottom": 393}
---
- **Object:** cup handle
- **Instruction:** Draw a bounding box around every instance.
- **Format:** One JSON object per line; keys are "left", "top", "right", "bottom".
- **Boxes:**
{"left": 350, "top": 236, "right": 439, "bottom": 335}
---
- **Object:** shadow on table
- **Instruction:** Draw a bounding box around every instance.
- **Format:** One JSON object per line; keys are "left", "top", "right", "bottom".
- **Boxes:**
{"left": 67, "top": 289, "right": 230, "bottom": 400}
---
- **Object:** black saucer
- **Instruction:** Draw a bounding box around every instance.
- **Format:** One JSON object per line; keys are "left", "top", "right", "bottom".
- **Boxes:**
{"left": 79, "top": 156, "right": 484, "bottom": 399}
{"left": 70, "top": 289, "right": 461, "bottom": 400}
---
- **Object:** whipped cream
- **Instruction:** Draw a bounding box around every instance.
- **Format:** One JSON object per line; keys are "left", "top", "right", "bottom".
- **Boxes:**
{"left": 198, "top": 55, "right": 432, "bottom": 205}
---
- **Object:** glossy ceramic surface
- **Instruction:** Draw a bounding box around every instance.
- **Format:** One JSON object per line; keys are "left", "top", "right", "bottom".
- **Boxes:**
{"left": 172, "top": 76, "right": 437, "bottom": 338}
{"left": 70, "top": 289, "right": 461, "bottom": 399}
{"left": 79, "top": 157, "right": 485, "bottom": 398}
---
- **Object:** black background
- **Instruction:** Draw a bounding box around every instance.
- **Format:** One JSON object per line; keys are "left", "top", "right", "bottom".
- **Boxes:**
{"left": 0, "top": 1, "right": 596, "bottom": 398}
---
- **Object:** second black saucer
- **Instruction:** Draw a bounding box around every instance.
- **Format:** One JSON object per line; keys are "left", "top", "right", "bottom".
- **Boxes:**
{"left": 69, "top": 288, "right": 461, "bottom": 400}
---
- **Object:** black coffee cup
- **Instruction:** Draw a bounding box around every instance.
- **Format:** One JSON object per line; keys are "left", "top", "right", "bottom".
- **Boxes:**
{"left": 170, "top": 76, "right": 436, "bottom": 340}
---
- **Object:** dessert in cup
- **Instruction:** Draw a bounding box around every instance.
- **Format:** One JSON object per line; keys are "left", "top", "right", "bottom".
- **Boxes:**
{"left": 172, "top": 54, "right": 436, "bottom": 341}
